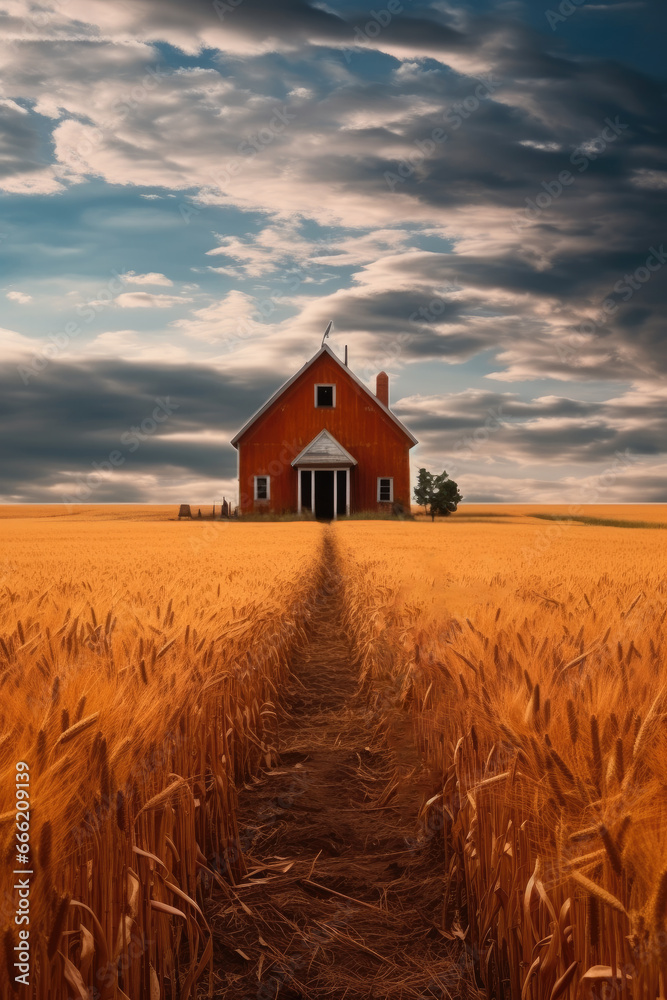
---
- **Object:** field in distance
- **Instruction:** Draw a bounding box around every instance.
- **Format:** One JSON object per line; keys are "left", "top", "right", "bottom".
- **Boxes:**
{"left": 0, "top": 504, "right": 178, "bottom": 519}
{"left": 0, "top": 503, "right": 665, "bottom": 523}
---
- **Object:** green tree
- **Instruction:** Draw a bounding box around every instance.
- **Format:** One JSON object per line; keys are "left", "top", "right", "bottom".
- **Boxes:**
{"left": 413, "top": 468, "right": 433, "bottom": 516}
{"left": 413, "top": 468, "right": 462, "bottom": 521}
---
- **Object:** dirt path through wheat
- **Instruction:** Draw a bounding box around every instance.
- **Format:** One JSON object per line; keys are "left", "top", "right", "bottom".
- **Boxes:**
{"left": 206, "top": 534, "right": 465, "bottom": 999}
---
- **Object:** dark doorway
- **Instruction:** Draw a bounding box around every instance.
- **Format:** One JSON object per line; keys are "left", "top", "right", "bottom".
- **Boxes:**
{"left": 300, "top": 470, "right": 312, "bottom": 512}
{"left": 314, "top": 470, "right": 334, "bottom": 520}
{"left": 337, "top": 470, "right": 347, "bottom": 516}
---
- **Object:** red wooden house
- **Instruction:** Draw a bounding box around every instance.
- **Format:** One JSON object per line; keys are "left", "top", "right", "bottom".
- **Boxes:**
{"left": 231, "top": 344, "right": 417, "bottom": 518}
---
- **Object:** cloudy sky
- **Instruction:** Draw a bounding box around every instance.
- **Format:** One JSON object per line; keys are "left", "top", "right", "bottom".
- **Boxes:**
{"left": 1, "top": 0, "right": 666, "bottom": 504}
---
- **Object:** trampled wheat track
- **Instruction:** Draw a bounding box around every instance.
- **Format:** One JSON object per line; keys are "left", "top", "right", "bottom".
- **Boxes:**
{"left": 205, "top": 534, "right": 469, "bottom": 1000}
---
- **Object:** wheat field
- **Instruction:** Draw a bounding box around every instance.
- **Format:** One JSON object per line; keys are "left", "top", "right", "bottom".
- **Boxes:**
{"left": 336, "top": 517, "right": 667, "bottom": 1000}
{"left": 1, "top": 510, "right": 666, "bottom": 999}
{"left": 0, "top": 520, "right": 320, "bottom": 999}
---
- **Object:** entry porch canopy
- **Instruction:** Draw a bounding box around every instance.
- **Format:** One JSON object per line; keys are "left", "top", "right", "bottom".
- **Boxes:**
{"left": 292, "top": 430, "right": 356, "bottom": 517}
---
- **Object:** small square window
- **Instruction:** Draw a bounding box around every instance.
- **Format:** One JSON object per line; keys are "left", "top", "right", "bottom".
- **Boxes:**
{"left": 254, "top": 476, "right": 269, "bottom": 501}
{"left": 378, "top": 477, "right": 393, "bottom": 502}
{"left": 315, "top": 384, "right": 335, "bottom": 408}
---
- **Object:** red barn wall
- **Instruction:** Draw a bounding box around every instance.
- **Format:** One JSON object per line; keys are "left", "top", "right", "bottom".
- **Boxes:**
{"left": 236, "top": 354, "right": 412, "bottom": 514}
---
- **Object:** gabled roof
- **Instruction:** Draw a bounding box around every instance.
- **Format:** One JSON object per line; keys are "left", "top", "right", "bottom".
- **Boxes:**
{"left": 291, "top": 430, "right": 358, "bottom": 467}
{"left": 230, "top": 344, "right": 418, "bottom": 447}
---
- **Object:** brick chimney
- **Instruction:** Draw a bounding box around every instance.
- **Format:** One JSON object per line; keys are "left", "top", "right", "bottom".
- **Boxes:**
{"left": 376, "top": 371, "right": 389, "bottom": 408}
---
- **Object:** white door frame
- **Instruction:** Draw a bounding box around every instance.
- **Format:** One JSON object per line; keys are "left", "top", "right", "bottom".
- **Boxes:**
{"left": 297, "top": 467, "right": 350, "bottom": 519}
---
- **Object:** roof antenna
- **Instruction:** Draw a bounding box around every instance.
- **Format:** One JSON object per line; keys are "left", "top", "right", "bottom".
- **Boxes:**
{"left": 321, "top": 320, "right": 333, "bottom": 347}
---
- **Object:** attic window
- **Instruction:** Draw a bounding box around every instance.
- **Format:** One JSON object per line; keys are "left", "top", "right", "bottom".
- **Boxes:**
{"left": 315, "top": 384, "right": 335, "bottom": 408}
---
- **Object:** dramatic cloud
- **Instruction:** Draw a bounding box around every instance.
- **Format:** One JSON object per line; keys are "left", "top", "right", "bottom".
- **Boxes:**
{"left": 395, "top": 386, "right": 667, "bottom": 467}
{"left": 0, "top": 357, "right": 276, "bottom": 502}
{"left": 0, "top": 0, "right": 665, "bottom": 501}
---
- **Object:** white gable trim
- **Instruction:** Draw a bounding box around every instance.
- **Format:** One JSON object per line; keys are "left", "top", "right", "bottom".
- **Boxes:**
{"left": 291, "top": 429, "right": 358, "bottom": 467}
{"left": 230, "top": 344, "right": 418, "bottom": 447}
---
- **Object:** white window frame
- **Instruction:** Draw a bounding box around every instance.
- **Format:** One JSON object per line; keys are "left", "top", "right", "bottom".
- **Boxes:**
{"left": 314, "top": 383, "right": 336, "bottom": 408}
{"left": 253, "top": 475, "right": 270, "bottom": 501}
{"left": 377, "top": 477, "right": 393, "bottom": 503}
